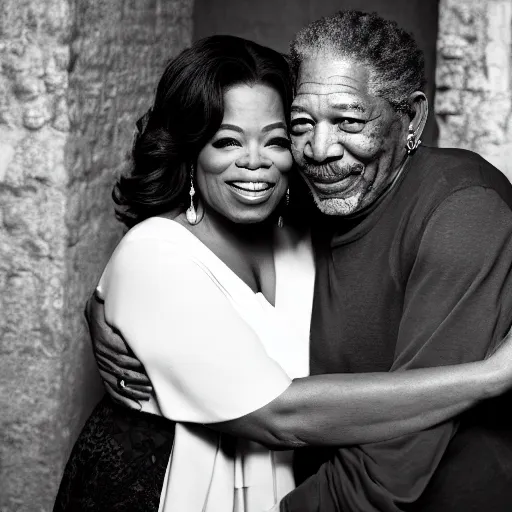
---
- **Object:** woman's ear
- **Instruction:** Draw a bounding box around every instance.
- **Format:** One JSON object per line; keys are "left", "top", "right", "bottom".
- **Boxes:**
{"left": 407, "top": 91, "right": 429, "bottom": 140}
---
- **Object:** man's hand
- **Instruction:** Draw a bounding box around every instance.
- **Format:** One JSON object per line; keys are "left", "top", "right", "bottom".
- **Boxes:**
{"left": 85, "top": 291, "right": 153, "bottom": 408}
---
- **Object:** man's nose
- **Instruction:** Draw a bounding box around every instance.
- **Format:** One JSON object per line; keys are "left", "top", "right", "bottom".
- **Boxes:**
{"left": 235, "top": 146, "right": 272, "bottom": 170}
{"left": 303, "top": 124, "right": 344, "bottom": 163}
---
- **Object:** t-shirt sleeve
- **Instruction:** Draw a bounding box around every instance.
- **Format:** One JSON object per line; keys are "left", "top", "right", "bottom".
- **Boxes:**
{"left": 101, "top": 237, "right": 292, "bottom": 424}
{"left": 281, "top": 186, "right": 512, "bottom": 512}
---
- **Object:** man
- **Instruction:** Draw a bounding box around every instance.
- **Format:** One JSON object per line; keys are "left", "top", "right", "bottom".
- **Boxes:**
{"left": 278, "top": 11, "right": 512, "bottom": 511}
{"left": 91, "top": 11, "right": 512, "bottom": 511}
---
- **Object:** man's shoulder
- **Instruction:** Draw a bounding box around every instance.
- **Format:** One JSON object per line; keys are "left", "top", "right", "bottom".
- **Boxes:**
{"left": 387, "top": 147, "right": 512, "bottom": 253}
{"left": 406, "top": 146, "right": 512, "bottom": 209}
{"left": 417, "top": 146, "right": 507, "bottom": 186}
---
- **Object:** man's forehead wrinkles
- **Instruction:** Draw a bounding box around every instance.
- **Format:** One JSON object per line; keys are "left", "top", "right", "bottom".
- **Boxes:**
{"left": 297, "top": 80, "right": 359, "bottom": 93}
{"left": 299, "top": 74, "right": 362, "bottom": 84}
{"left": 293, "top": 90, "right": 368, "bottom": 110}
{"left": 294, "top": 91, "right": 359, "bottom": 98}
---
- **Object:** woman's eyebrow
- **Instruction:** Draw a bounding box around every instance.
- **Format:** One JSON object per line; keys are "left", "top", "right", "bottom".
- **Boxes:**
{"left": 218, "top": 123, "right": 244, "bottom": 133}
{"left": 262, "top": 122, "right": 287, "bottom": 133}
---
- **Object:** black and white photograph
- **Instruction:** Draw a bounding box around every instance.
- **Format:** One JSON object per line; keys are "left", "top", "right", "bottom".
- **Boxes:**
{"left": 2, "top": 0, "right": 512, "bottom": 511}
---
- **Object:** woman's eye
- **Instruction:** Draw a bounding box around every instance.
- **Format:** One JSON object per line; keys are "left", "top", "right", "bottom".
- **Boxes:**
{"left": 212, "top": 138, "right": 242, "bottom": 149}
{"left": 266, "top": 137, "right": 291, "bottom": 149}
{"left": 337, "top": 118, "right": 366, "bottom": 133}
{"left": 290, "top": 118, "right": 313, "bottom": 135}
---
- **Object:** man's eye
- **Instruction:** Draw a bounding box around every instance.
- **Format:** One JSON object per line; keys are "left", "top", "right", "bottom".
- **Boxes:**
{"left": 290, "top": 118, "right": 314, "bottom": 134}
{"left": 266, "top": 137, "right": 291, "bottom": 149}
{"left": 337, "top": 118, "right": 366, "bottom": 133}
{"left": 212, "top": 138, "right": 242, "bottom": 148}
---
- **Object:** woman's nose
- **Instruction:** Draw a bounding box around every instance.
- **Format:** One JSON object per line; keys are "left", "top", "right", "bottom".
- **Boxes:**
{"left": 235, "top": 148, "right": 272, "bottom": 170}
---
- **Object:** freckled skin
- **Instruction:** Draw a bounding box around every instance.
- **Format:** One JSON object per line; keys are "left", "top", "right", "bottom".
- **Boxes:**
{"left": 290, "top": 54, "right": 410, "bottom": 216}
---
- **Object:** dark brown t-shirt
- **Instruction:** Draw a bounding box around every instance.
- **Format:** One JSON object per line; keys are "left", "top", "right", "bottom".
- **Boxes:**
{"left": 283, "top": 146, "right": 512, "bottom": 511}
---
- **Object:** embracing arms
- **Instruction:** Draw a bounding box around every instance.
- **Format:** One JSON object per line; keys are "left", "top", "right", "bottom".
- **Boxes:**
{"left": 215, "top": 354, "right": 509, "bottom": 448}
{"left": 91, "top": 231, "right": 512, "bottom": 450}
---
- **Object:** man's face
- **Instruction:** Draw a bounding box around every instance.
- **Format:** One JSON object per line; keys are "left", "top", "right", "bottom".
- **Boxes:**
{"left": 290, "top": 54, "right": 408, "bottom": 216}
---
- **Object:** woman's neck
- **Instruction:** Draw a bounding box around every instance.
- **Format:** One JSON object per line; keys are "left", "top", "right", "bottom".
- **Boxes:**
{"left": 164, "top": 205, "right": 277, "bottom": 303}
{"left": 191, "top": 204, "right": 275, "bottom": 249}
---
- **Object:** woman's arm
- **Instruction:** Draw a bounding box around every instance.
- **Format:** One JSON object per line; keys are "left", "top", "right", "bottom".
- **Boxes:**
{"left": 100, "top": 237, "right": 512, "bottom": 448}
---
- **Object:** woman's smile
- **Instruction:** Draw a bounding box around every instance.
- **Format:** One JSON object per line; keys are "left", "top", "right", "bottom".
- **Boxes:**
{"left": 226, "top": 180, "right": 277, "bottom": 204}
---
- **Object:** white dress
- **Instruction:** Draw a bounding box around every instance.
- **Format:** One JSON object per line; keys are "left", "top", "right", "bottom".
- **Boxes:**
{"left": 96, "top": 217, "right": 315, "bottom": 512}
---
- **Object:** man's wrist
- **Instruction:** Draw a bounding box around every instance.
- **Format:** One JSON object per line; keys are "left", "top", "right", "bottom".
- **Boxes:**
{"left": 481, "top": 354, "right": 511, "bottom": 398}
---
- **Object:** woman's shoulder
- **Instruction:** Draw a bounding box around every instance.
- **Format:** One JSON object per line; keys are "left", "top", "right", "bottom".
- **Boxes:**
{"left": 121, "top": 216, "right": 191, "bottom": 246}
{"left": 97, "top": 217, "right": 211, "bottom": 297}
{"left": 111, "top": 217, "right": 209, "bottom": 263}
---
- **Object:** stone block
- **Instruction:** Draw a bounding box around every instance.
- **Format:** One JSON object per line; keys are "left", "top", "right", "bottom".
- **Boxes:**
{"left": 437, "top": 34, "right": 468, "bottom": 59}
{"left": 435, "top": 89, "right": 463, "bottom": 115}
{"left": 436, "top": 59, "right": 465, "bottom": 89}
{"left": 436, "top": 0, "right": 512, "bottom": 181}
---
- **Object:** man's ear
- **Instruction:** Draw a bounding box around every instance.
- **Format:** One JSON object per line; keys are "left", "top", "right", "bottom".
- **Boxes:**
{"left": 407, "top": 91, "right": 428, "bottom": 140}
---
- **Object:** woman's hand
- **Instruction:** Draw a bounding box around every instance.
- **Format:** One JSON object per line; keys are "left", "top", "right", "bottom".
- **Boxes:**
{"left": 85, "top": 291, "right": 153, "bottom": 407}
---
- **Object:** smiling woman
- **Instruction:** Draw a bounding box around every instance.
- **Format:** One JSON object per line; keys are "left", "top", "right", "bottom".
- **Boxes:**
{"left": 111, "top": 36, "right": 294, "bottom": 230}
{"left": 55, "top": 35, "right": 305, "bottom": 511}
{"left": 196, "top": 83, "right": 292, "bottom": 225}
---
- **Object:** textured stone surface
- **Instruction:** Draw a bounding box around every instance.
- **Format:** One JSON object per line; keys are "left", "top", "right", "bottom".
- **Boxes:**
{"left": 0, "top": 0, "right": 194, "bottom": 510}
{"left": 436, "top": 0, "right": 512, "bottom": 180}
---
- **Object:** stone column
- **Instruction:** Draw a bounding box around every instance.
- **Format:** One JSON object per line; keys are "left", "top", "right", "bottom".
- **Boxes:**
{"left": 436, "top": 0, "right": 512, "bottom": 181}
{"left": 0, "top": 0, "right": 194, "bottom": 509}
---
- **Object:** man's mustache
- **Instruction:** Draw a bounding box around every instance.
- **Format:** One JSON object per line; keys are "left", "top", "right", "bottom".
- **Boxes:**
{"left": 300, "top": 162, "right": 365, "bottom": 181}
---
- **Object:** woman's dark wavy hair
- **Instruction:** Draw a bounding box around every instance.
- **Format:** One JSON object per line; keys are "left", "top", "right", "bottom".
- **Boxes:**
{"left": 113, "top": 35, "right": 293, "bottom": 228}
{"left": 290, "top": 10, "right": 426, "bottom": 115}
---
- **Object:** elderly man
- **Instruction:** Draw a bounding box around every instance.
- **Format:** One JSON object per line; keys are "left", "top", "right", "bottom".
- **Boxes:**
{"left": 278, "top": 11, "right": 512, "bottom": 511}
{"left": 90, "top": 11, "right": 512, "bottom": 511}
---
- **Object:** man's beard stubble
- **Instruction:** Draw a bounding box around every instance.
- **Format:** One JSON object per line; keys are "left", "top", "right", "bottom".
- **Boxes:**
{"left": 299, "top": 161, "right": 367, "bottom": 215}
{"left": 299, "top": 161, "right": 365, "bottom": 183}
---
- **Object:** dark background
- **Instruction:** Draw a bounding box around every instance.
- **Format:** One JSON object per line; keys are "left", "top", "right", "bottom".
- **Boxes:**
{"left": 193, "top": 0, "right": 440, "bottom": 145}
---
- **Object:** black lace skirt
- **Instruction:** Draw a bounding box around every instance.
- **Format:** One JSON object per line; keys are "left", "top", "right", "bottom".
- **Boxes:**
{"left": 54, "top": 396, "right": 175, "bottom": 511}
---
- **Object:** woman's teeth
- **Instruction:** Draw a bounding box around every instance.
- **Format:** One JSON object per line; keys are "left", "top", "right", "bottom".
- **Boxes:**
{"left": 230, "top": 181, "right": 272, "bottom": 191}
{"left": 227, "top": 180, "right": 276, "bottom": 203}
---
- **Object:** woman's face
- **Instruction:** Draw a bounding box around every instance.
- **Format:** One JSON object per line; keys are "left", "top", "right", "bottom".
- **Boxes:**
{"left": 196, "top": 83, "right": 292, "bottom": 224}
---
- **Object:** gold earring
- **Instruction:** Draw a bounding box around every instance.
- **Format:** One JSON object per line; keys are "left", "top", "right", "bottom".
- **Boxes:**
{"left": 186, "top": 165, "right": 199, "bottom": 225}
{"left": 406, "top": 126, "right": 421, "bottom": 155}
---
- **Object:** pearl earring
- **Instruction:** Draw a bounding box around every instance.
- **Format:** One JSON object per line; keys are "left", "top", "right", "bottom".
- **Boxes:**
{"left": 186, "top": 165, "right": 199, "bottom": 225}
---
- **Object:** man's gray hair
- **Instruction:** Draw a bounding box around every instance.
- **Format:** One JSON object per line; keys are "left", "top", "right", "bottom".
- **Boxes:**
{"left": 290, "top": 10, "right": 426, "bottom": 114}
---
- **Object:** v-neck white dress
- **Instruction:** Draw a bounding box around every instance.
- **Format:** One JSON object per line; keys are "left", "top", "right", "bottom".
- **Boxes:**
{"left": 97, "top": 217, "right": 315, "bottom": 512}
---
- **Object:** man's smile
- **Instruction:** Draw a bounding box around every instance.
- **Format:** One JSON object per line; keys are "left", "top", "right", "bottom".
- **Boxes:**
{"left": 301, "top": 162, "right": 365, "bottom": 184}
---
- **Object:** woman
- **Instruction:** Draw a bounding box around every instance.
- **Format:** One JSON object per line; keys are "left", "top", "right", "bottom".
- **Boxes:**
{"left": 55, "top": 35, "right": 512, "bottom": 512}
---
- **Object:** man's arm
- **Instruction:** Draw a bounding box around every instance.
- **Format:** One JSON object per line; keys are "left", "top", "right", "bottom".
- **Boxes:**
{"left": 90, "top": 224, "right": 512, "bottom": 447}
{"left": 281, "top": 186, "right": 512, "bottom": 511}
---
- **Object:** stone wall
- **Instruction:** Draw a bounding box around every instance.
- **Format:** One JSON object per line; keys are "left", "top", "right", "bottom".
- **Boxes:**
{"left": 0, "top": 1, "right": 194, "bottom": 510}
{"left": 436, "top": 0, "right": 512, "bottom": 181}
